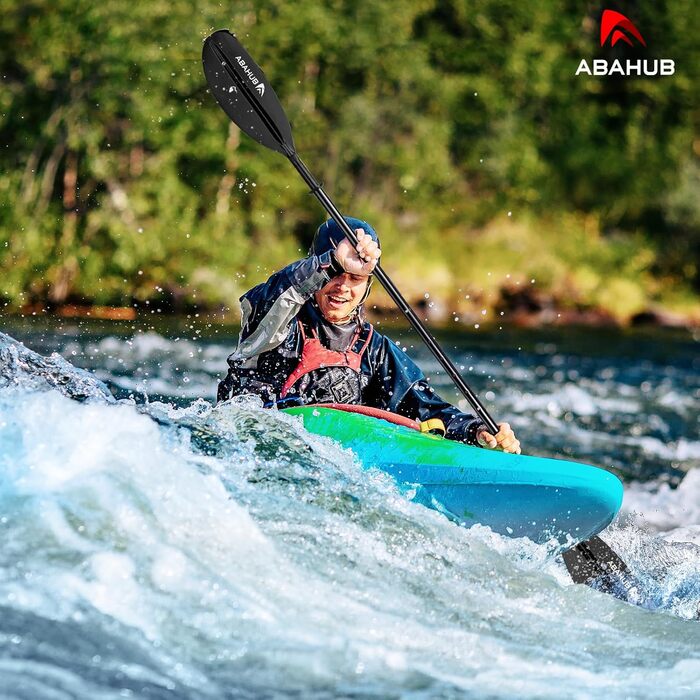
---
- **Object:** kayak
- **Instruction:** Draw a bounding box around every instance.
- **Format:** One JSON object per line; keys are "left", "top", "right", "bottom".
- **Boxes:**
{"left": 283, "top": 404, "right": 623, "bottom": 545}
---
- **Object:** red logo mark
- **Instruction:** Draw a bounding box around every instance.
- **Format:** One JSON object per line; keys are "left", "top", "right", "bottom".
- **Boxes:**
{"left": 600, "top": 10, "right": 647, "bottom": 48}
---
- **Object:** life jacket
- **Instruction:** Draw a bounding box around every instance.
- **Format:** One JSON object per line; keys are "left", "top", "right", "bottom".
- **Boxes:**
{"left": 279, "top": 319, "right": 374, "bottom": 404}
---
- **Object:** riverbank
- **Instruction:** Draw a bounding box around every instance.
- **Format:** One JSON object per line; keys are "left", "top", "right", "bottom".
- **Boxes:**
{"left": 10, "top": 294, "right": 700, "bottom": 330}
{"left": 5, "top": 211, "right": 699, "bottom": 329}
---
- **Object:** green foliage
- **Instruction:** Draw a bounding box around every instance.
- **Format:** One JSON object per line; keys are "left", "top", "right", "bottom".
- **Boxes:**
{"left": 0, "top": 0, "right": 697, "bottom": 320}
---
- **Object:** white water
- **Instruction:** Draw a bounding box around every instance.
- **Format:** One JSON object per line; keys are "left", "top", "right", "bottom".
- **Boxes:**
{"left": 1, "top": 329, "right": 699, "bottom": 698}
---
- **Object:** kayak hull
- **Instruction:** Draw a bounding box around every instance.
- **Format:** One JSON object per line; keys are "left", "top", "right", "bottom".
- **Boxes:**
{"left": 284, "top": 406, "right": 623, "bottom": 545}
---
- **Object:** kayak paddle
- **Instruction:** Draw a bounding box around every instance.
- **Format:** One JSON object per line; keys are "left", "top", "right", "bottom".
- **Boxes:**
{"left": 562, "top": 536, "right": 642, "bottom": 604}
{"left": 202, "top": 29, "right": 496, "bottom": 434}
{"left": 201, "top": 28, "right": 633, "bottom": 598}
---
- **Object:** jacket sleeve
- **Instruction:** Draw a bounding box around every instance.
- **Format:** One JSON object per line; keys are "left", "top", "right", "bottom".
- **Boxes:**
{"left": 232, "top": 252, "right": 338, "bottom": 361}
{"left": 369, "top": 335, "right": 487, "bottom": 445}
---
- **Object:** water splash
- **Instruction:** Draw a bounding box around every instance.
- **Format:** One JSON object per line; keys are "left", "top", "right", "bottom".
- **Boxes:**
{"left": 1, "top": 330, "right": 699, "bottom": 698}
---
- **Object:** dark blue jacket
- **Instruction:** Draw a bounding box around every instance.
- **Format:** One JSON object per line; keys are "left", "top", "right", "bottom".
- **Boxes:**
{"left": 218, "top": 254, "right": 486, "bottom": 444}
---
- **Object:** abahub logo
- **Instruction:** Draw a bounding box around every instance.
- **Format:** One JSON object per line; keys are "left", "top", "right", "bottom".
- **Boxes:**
{"left": 235, "top": 55, "right": 266, "bottom": 95}
{"left": 576, "top": 10, "right": 675, "bottom": 77}
{"left": 600, "top": 10, "right": 646, "bottom": 48}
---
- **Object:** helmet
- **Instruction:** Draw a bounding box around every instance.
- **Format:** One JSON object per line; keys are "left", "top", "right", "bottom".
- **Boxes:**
{"left": 310, "top": 216, "right": 380, "bottom": 309}
{"left": 309, "top": 217, "right": 380, "bottom": 258}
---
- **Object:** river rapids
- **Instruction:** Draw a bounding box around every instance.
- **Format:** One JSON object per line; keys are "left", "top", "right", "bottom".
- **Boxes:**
{"left": 0, "top": 323, "right": 699, "bottom": 699}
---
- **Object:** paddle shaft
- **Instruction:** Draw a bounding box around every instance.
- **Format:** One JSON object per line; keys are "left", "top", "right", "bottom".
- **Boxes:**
{"left": 288, "top": 152, "right": 500, "bottom": 435}
{"left": 292, "top": 155, "right": 625, "bottom": 590}
{"left": 289, "top": 144, "right": 618, "bottom": 582}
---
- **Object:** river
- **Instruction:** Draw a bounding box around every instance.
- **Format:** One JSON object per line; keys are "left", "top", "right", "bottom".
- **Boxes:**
{"left": 0, "top": 317, "right": 699, "bottom": 699}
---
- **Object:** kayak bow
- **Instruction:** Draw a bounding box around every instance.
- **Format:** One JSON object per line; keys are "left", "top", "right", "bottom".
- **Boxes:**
{"left": 284, "top": 405, "right": 623, "bottom": 546}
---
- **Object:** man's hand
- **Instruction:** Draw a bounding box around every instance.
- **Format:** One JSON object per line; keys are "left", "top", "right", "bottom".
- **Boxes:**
{"left": 334, "top": 229, "right": 381, "bottom": 276}
{"left": 477, "top": 422, "right": 521, "bottom": 454}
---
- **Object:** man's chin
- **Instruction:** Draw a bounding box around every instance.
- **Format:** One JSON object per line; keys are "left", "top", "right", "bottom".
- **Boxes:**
{"left": 322, "top": 307, "right": 357, "bottom": 323}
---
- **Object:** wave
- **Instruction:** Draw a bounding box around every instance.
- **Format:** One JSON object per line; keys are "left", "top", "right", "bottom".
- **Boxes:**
{"left": 1, "top": 332, "right": 700, "bottom": 698}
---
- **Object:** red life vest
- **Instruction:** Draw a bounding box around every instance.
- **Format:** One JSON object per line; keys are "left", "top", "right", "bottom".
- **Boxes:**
{"left": 280, "top": 320, "right": 374, "bottom": 399}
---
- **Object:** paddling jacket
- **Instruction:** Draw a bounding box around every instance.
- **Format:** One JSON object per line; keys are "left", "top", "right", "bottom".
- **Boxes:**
{"left": 217, "top": 254, "right": 487, "bottom": 445}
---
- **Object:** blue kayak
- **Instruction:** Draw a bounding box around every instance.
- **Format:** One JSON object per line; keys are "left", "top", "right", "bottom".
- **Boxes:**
{"left": 284, "top": 405, "right": 623, "bottom": 545}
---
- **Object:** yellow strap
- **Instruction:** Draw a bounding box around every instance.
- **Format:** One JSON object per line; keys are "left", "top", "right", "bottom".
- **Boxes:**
{"left": 419, "top": 418, "right": 446, "bottom": 435}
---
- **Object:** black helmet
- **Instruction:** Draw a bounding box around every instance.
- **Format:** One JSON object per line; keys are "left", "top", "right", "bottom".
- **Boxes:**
{"left": 310, "top": 216, "right": 379, "bottom": 309}
{"left": 309, "top": 217, "right": 380, "bottom": 258}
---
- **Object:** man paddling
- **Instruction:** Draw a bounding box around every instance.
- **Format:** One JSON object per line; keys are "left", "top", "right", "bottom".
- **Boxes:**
{"left": 217, "top": 217, "right": 520, "bottom": 453}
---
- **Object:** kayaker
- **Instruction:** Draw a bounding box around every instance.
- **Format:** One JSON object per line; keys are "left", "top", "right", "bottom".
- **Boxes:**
{"left": 217, "top": 217, "right": 521, "bottom": 453}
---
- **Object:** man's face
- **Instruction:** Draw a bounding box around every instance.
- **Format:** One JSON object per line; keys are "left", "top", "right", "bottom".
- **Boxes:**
{"left": 314, "top": 272, "right": 369, "bottom": 323}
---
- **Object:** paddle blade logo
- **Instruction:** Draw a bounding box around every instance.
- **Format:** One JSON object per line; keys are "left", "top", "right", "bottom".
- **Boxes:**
{"left": 234, "top": 55, "right": 265, "bottom": 93}
{"left": 600, "top": 10, "right": 646, "bottom": 48}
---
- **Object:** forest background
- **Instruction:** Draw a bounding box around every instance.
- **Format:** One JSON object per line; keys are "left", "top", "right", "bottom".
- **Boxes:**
{"left": 1, "top": 0, "right": 698, "bottom": 326}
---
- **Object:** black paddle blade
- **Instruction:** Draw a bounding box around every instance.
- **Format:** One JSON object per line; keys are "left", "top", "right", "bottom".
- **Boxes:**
{"left": 202, "top": 29, "right": 295, "bottom": 155}
{"left": 563, "top": 535, "right": 641, "bottom": 602}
